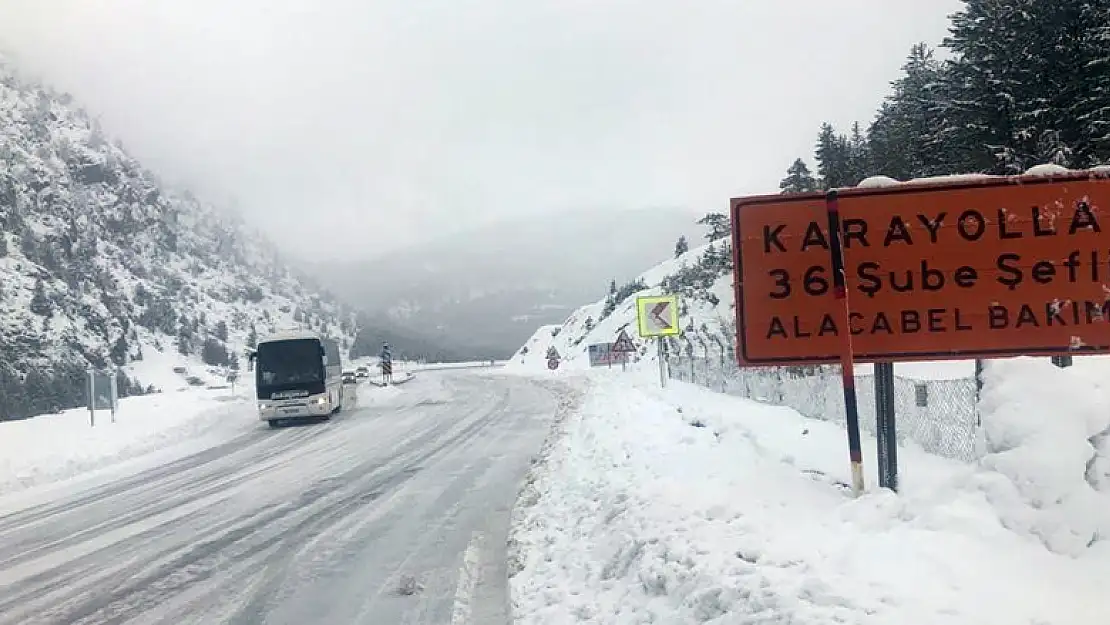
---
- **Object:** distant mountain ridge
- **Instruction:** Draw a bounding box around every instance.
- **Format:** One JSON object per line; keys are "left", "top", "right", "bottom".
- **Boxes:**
{"left": 311, "top": 208, "right": 701, "bottom": 357}
{"left": 0, "top": 58, "right": 360, "bottom": 418}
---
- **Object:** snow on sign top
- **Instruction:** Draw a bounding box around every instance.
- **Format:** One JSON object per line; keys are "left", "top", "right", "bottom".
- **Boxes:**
{"left": 730, "top": 168, "right": 1110, "bottom": 366}
{"left": 635, "top": 295, "right": 680, "bottom": 338}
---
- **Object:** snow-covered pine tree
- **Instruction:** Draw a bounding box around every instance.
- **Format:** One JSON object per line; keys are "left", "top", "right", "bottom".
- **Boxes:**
{"left": 846, "top": 122, "right": 871, "bottom": 184}
{"left": 696, "top": 212, "right": 730, "bottom": 241}
{"left": 779, "top": 158, "right": 818, "bottom": 194}
{"left": 868, "top": 43, "right": 951, "bottom": 179}
{"left": 674, "top": 235, "right": 689, "bottom": 257}
{"left": 814, "top": 123, "right": 853, "bottom": 188}
{"left": 1047, "top": 0, "right": 1110, "bottom": 167}
{"left": 29, "top": 278, "right": 52, "bottom": 317}
{"left": 942, "top": 0, "right": 1040, "bottom": 173}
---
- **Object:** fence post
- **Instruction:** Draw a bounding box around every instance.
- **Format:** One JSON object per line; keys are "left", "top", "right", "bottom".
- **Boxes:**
{"left": 974, "top": 359, "right": 984, "bottom": 427}
{"left": 86, "top": 367, "right": 95, "bottom": 427}
{"left": 874, "top": 362, "right": 898, "bottom": 492}
{"left": 687, "top": 342, "right": 695, "bottom": 383}
{"left": 110, "top": 369, "right": 118, "bottom": 423}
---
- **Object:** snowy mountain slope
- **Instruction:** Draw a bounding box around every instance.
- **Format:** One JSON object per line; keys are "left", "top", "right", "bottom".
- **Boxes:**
{"left": 0, "top": 58, "right": 358, "bottom": 418}
{"left": 507, "top": 237, "right": 734, "bottom": 372}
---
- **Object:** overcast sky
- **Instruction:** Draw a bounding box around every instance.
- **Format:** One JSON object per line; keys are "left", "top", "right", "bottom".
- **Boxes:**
{"left": 0, "top": 0, "right": 961, "bottom": 261}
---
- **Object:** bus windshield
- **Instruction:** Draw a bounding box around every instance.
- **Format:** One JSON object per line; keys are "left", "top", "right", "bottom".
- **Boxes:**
{"left": 256, "top": 339, "right": 323, "bottom": 387}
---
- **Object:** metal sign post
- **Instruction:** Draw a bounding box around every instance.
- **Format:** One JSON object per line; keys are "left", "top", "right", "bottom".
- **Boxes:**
{"left": 635, "top": 295, "right": 680, "bottom": 388}
{"left": 874, "top": 362, "right": 898, "bottom": 491}
{"left": 87, "top": 368, "right": 95, "bottom": 427}
{"left": 110, "top": 371, "right": 118, "bottom": 423}
{"left": 86, "top": 368, "right": 119, "bottom": 426}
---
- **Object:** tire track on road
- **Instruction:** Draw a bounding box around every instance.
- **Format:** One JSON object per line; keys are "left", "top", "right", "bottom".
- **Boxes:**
{"left": 0, "top": 379, "right": 517, "bottom": 625}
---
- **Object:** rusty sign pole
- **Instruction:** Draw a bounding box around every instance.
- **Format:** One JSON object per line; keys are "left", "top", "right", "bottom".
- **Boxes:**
{"left": 825, "top": 189, "right": 865, "bottom": 497}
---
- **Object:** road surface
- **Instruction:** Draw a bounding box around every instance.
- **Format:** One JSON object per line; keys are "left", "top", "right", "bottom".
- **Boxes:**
{"left": 0, "top": 372, "right": 572, "bottom": 625}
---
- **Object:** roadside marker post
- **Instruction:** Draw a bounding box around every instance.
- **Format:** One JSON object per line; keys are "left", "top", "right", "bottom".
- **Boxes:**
{"left": 635, "top": 295, "right": 680, "bottom": 388}
{"left": 824, "top": 190, "right": 866, "bottom": 496}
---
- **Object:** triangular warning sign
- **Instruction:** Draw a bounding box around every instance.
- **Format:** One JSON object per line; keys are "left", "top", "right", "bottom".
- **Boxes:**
{"left": 611, "top": 330, "right": 636, "bottom": 353}
{"left": 546, "top": 346, "right": 561, "bottom": 360}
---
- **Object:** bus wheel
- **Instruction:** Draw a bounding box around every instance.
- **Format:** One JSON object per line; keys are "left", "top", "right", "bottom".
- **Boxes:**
{"left": 268, "top": 419, "right": 280, "bottom": 428}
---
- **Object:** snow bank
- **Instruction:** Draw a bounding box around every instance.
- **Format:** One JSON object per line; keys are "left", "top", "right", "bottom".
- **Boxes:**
{"left": 0, "top": 387, "right": 254, "bottom": 497}
{"left": 510, "top": 371, "right": 1110, "bottom": 624}
{"left": 975, "top": 357, "right": 1110, "bottom": 555}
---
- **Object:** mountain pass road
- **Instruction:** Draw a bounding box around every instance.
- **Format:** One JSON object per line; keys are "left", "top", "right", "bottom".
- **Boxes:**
{"left": 0, "top": 372, "right": 573, "bottom": 625}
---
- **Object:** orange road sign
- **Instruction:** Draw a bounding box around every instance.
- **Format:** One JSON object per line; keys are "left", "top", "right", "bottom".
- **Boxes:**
{"left": 730, "top": 171, "right": 1110, "bottom": 365}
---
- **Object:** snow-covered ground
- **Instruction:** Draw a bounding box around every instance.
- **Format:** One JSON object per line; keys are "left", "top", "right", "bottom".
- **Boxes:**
{"left": 0, "top": 371, "right": 563, "bottom": 624}
{"left": 0, "top": 385, "right": 254, "bottom": 499}
{"left": 509, "top": 362, "right": 1110, "bottom": 624}
{"left": 0, "top": 362, "right": 409, "bottom": 501}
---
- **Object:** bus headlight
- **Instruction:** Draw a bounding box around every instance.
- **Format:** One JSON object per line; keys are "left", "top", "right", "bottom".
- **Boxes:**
{"left": 313, "top": 397, "right": 328, "bottom": 405}
{"left": 259, "top": 403, "right": 270, "bottom": 410}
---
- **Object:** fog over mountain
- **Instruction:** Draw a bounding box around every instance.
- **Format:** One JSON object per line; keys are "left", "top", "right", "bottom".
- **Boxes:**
{"left": 309, "top": 207, "right": 701, "bottom": 357}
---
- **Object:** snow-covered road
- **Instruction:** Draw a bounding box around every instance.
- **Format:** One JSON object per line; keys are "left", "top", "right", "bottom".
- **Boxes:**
{"left": 0, "top": 372, "right": 573, "bottom": 625}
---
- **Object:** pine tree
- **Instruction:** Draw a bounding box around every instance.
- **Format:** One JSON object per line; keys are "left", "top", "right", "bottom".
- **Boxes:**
{"left": 674, "top": 235, "right": 690, "bottom": 257}
{"left": 815, "top": 123, "right": 850, "bottom": 188}
{"left": 215, "top": 320, "right": 229, "bottom": 342}
{"left": 201, "top": 337, "right": 230, "bottom": 366}
{"left": 1036, "top": 1, "right": 1110, "bottom": 167}
{"left": 696, "top": 212, "right": 730, "bottom": 241}
{"left": 0, "top": 234, "right": 7, "bottom": 257}
{"left": 110, "top": 335, "right": 129, "bottom": 366}
{"left": 609, "top": 279, "right": 617, "bottom": 296}
{"left": 942, "top": 1, "right": 1040, "bottom": 173}
{"left": 778, "top": 158, "right": 819, "bottom": 193}
{"left": 177, "top": 323, "right": 194, "bottom": 356}
{"left": 869, "top": 43, "right": 952, "bottom": 179}
{"left": 846, "top": 121, "right": 870, "bottom": 183}
{"left": 30, "top": 278, "right": 52, "bottom": 317}
{"left": 247, "top": 323, "right": 258, "bottom": 348}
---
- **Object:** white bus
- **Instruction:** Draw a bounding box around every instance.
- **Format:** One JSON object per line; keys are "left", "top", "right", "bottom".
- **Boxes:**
{"left": 250, "top": 330, "right": 343, "bottom": 427}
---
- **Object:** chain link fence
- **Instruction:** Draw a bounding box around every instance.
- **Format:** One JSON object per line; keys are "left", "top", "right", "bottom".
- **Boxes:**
{"left": 665, "top": 340, "right": 982, "bottom": 463}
